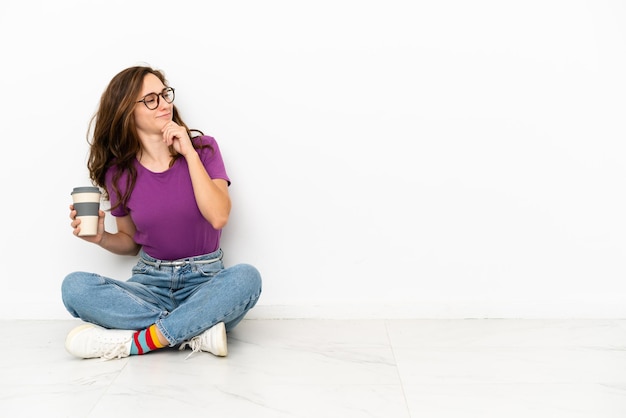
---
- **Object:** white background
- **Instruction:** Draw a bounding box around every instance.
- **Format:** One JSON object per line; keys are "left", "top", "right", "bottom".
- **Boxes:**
{"left": 1, "top": 0, "right": 625, "bottom": 319}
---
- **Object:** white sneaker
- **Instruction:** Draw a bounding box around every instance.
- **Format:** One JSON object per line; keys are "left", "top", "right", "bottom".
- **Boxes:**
{"left": 179, "top": 322, "right": 227, "bottom": 358}
{"left": 65, "top": 323, "right": 134, "bottom": 360}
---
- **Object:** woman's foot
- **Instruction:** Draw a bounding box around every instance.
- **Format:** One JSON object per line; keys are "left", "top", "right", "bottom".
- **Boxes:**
{"left": 179, "top": 322, "right": 227, "bottom": 358}
{"left": 65, "top": 323, "right": 134, "bottom": 360}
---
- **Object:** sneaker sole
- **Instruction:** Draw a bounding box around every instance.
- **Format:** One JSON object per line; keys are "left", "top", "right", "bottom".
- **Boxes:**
{"left": 65, "top": 323, "right": 96, "bottom": 355}
{"left": 65, "top": 324, "right": 94, "bottom": 348}
{"left": 214, "top": 322, "right": 228, "bottom": 357}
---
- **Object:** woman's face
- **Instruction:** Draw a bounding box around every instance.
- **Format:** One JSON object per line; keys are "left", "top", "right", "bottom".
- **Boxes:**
{"left": 133, "top": 73, "right": 173, "bottom": 136}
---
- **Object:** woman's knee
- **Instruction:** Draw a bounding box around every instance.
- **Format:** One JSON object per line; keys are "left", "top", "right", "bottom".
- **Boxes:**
{"left": 61, "top": 272, "right": 99, "bottom": 310}
{"left": 232, "top": 263, "right": 262, "bottom": 294}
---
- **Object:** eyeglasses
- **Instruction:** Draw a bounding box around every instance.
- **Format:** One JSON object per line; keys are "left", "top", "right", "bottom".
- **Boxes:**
{"left": 136, "top": 87, "right": 175, "bottom": 110}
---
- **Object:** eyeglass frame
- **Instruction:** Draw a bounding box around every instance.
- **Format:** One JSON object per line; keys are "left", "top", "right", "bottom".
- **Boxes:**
{"left": 136, "top": 87, "right": 176, "bottom": 110}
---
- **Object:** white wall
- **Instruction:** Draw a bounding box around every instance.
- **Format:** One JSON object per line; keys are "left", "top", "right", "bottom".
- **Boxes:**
{"left": 1, "top": 0, "right": 625, "bottom": 320}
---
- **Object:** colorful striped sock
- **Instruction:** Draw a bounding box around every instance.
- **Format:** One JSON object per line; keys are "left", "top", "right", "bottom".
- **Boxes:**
{"left": 130, "top": 324, "right": 167, "bottom": 355}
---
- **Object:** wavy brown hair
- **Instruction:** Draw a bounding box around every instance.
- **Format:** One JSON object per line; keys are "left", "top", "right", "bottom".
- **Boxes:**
{"left": 87, "top": 66, "right": 210, "bottom": 212}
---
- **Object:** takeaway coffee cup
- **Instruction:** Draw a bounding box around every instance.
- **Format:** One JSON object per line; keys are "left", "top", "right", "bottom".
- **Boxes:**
{"left": 71, "top": 186, "right": 101, "bottom": 236}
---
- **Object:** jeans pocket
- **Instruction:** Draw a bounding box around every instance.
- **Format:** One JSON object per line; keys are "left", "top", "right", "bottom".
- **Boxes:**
{"left": 132, "top": 260, "right": 151, "bottom": 275}
{"left": 196, "top": 262, "right": 222, "bottom": 277}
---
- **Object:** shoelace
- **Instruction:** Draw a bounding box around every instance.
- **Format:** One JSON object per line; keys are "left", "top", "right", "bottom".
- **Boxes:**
{"left": 179, "top": 336, "right": 203, "bottom": 360}
{"left": 102, "top": 344, "right": 131, "bottom": 361}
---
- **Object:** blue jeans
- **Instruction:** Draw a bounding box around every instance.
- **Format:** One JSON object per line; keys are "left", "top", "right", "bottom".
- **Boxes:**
{"left": 61, "top": 248, "right": 262, "bottom": 346}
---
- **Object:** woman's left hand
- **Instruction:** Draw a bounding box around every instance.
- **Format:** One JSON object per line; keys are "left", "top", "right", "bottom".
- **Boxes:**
{"left": 161, "top": 121, "right": 195, "bottom": 157}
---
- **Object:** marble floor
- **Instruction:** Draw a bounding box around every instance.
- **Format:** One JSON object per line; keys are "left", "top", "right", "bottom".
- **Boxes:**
{"left": 1, "top": 318, "right": 625, "bottom": 417}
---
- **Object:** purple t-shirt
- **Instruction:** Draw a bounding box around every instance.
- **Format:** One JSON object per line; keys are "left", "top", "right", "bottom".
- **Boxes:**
{"left": 105, "top": 136, "right": 230, "bottom": 260}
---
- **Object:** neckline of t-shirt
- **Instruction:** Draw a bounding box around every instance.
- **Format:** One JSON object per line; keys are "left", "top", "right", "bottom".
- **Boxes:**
{"left": 135, "top": 157, "right": 179, "bottom": 175}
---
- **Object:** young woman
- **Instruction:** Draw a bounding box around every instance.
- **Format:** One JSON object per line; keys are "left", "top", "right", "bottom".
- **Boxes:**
{"left": 62, "top": 65, "right": 262, "bottom": 360}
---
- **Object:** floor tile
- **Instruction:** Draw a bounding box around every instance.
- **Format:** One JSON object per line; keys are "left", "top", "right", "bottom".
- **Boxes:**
{"left": 0, "top": 318, "right": 625, "bottom": 417}
{"left": 403, "top": 383, "right": 626, "bottom": 418}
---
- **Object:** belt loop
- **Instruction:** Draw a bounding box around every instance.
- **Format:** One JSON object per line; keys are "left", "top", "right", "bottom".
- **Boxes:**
{"left": 156, "top": 260, "right": 162, "bottom": 269}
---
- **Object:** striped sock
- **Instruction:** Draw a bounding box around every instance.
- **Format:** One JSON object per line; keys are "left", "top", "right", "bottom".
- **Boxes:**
{"left": 130, "top": 324, "right": 167, "bottom": 355}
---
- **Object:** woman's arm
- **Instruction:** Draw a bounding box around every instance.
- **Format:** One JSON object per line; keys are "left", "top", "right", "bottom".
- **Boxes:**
{"left": 185, "top": 152, "right": 231, "bottom": 229}
{"left": 161, "top": 121, "right": 232, "bottom": 229}
{"left": 99, "top": 214, "right": 141, "bottom": 256}
{"left": 70, "top": 206, "right": 140, "bottom": 256}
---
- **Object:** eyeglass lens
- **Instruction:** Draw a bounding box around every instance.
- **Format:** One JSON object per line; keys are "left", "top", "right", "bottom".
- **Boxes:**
{"left": 143, "top": 88, "right": 175, "bottom": 110}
